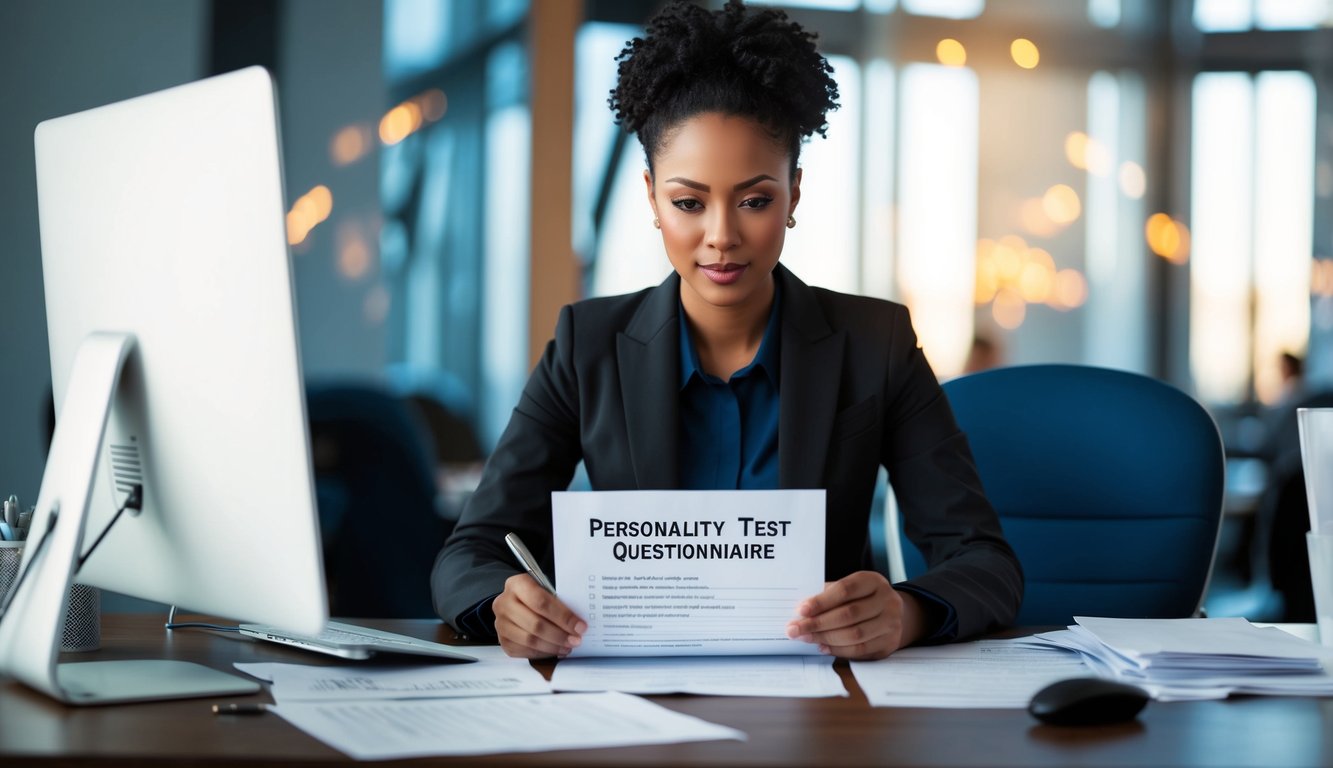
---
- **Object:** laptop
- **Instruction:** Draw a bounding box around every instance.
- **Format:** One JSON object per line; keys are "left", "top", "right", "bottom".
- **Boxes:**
{"left": 240, "top": 620, "right": 478, "bottom": 662}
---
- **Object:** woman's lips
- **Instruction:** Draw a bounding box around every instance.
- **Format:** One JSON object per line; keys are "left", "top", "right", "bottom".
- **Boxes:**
{"left": 700, "top": 263, "right": 747, "bottom": 285}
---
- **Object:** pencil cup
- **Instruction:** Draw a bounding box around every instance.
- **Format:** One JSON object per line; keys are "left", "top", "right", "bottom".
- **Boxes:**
{"left": 0, "top": 541, "right": 101, "bottom": 652}
{"left": 1308, "top": 533, "right": 1333, "bottom": 647}
{"left": 0, "top": 542, "right": 21, "bottom": 604}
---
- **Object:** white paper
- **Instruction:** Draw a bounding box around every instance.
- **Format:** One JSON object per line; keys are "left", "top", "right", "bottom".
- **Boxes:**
{"left": 552, "top": 490, "right": 825, "bottom": 657}
{"left": 270, "top": 691, "right": 746, "bottom": 760}
{"left": 1073, "top": 616, "right": 1333, "bottom": 663}
{"left": 234, "top": 658, "right": 549, "bottom": 702}
{"left": 850, "top": 639, "right": 1092, "bottom": 708}
{"left": 1024, "top": 618, "right": 1333, "bottom": 701}
{"left": 551, "top": 655, "right": 847, "bottom": 697}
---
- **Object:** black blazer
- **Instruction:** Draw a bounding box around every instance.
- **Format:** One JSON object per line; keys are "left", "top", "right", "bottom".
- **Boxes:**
{"left": 432, "top": 264, "right": 1022, "bottom": 639}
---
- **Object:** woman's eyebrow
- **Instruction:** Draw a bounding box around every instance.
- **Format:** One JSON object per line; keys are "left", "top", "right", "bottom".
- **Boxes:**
{"left": 663, "top": 174, "right": 778, "bottom": 192}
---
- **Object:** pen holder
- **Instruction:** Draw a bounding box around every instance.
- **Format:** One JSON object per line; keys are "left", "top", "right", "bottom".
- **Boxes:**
{"left": 0, "top": 541, "right": 101, "bottom": 652}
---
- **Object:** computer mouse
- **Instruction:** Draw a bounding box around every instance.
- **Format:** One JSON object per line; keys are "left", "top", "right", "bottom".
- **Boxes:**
{"left": 1028, "top": 677, "right": 1149, "bottom": 726}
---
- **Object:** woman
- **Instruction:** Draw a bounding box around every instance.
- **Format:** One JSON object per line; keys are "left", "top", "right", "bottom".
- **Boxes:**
{"left": 432, "top": 0, "right": 1022, "bottom": 660}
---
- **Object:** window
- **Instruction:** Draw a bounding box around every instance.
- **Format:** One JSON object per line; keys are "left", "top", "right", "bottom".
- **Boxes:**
{"left": 1190, "top": 71, "right": 1315, "bottom": 404}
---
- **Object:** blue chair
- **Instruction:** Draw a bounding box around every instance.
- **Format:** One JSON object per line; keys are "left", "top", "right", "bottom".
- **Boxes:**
{"left": 306, "top": 383, "right": 452, "bottom": 618}
{"left": 895, "top": 365, "right": 1225, "bottom": 626}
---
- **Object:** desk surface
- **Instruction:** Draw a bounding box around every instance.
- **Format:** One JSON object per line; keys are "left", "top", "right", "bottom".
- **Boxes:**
{"left": 2, "top": 615, "right": 1331, "bottom": 766}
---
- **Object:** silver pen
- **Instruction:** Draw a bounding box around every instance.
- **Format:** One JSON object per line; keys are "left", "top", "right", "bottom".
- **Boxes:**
{"left": 3, "top": 496, "right": 16, "bottom": 529}
{"left": 504, "top": 532, "right": 556, "bottom": 594}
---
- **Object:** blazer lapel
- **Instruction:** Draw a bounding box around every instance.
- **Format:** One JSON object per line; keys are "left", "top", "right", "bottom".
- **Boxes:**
{"left": 776, "top": 265, "right": 845, "bottom": 489}
{"left": 616, "top": 273, "right": 681, "bottom": 489}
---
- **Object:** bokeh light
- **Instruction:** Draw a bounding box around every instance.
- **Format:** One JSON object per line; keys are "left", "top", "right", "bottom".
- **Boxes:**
{"left": 286, "top": 185, "right": 334, "bottom": 246}
{"left": 936, "top": 39, "right": 967, "bottom": 67}
{"left": 1042, "top": 184, "right": 1082, "bottom": 224}
{"left": 1010, "top": 38, "right": 1040, "bottom": 69}
{"left": 1119, "top": 161, "right": 1146, "bottom": 199}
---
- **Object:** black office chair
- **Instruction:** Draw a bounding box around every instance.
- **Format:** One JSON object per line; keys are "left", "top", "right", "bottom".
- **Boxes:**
{"left": 306, "top": 382, "right": 452, "bottom": 618}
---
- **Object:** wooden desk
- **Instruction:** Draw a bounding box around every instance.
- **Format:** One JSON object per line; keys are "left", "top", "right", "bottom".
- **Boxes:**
{"left": 2, "top": 615, "right": 1331, "bottom": 766}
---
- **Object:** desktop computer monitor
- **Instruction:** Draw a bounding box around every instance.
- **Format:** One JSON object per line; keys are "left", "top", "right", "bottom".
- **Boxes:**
{"left": 0, "top": 67, "right": 328, "bottom": 704}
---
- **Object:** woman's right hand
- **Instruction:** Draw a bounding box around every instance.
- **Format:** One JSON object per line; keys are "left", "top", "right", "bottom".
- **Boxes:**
{"left": 493, "top": 573, "right": 586, "bottom": 658}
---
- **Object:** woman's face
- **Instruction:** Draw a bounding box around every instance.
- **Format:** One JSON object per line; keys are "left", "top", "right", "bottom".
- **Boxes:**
{"left": 645, "top": 113, "right": 800, "bottom": 315}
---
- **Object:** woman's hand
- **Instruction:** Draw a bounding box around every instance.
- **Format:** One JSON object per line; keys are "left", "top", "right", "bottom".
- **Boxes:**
{"left": 493, "top": 573, "right": 586, "bottom": 658}
{"left": 785, "top": 571, "right": 925, "bottom": 660}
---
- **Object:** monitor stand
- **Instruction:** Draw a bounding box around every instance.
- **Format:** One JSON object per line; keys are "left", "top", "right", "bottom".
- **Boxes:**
{"left": 0, "top": 332, "right": 258, "bottom": 705}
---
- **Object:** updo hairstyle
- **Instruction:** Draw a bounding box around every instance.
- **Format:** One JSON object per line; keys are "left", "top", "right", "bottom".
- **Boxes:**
{"left": 609, "top": 0, "right": 840, "bottom": 178}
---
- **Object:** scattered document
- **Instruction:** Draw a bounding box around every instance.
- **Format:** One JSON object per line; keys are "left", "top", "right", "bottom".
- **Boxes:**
{"left": 270, "top": 691, "right": 746, "bottom": 760}
{"left": 234, "top": 659, "right": 549, "bottom": 703}
{"left": 1026, "top": 617, "right": 1333, "bottom": 701}
{"left": 850, "top": 639, "right": 1092, "bottom": 708}
{"left": 551, "top": 655, "right": 847, "bottom": 697}
{"left": 552, "top": 490, "right": 825, "bottom": 657}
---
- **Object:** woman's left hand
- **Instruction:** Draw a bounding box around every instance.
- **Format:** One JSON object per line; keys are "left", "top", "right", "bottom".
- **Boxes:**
{"left": 785, "top": 571, "right": 925, "bottom": 660}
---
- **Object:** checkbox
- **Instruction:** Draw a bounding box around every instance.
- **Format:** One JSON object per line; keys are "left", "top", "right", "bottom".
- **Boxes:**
{"left": 588, "top": 575, "right": 595, "bottom": 581}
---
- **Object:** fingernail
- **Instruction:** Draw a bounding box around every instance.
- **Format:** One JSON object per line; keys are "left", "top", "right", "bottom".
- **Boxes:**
{"left": 819, "top": 645, "right": 831, "bottom": 655}
{"left": 567, "top": 635, "right": 581, "bottom": 647}
{"left": 785, "top": 625, "right": 800, "bottom": 639}
{"left": 574, "top": 621, "right": 588, "bottom": 634}
{"left": 799, "top": 634, "right": 813, "bottom": 643}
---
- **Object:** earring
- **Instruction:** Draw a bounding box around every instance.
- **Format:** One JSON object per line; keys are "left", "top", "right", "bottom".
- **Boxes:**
{"left": 787, "top": 215, "right": 797, "bottom": 229}
{"left": 653, "top": 218, "right": 661, "bottom": 229}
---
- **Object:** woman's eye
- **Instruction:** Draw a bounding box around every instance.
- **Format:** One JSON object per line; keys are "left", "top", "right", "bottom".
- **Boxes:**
{"left": 672, "top": 199, "right": 702, "bottom": 212}
{"left": 740, "top": 196, "right": 774, "bottom": 209}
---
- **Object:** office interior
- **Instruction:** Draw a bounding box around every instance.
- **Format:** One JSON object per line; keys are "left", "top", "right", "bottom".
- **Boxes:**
{"left": 2, "top": 0, "right": 1331, "bottom": 622}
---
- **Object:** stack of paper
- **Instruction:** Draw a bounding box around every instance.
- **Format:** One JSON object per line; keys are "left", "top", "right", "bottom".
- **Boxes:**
{"left": 1026, "top": 617, "right": 1333, "bottom": 701}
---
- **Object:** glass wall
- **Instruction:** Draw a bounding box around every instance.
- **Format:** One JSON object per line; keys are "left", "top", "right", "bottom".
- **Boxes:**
{"left": 378, "top": 0, "right": 1330, "bottom": 442}
{"left": 381, "top": 0, "right": 530, "bottom": 446}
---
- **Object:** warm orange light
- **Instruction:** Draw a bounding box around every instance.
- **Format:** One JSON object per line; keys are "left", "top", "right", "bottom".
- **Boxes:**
{"left": 1065, "top": 132, "right": 1089, "bottom": 170}
{"left": 1145, "top": 212, "right": 1189, "bottom": 262}
{"left": 1020, "top": 197, "right": 1060, "bottom": 238}
{"left": 1313, "top": 260, "right": 1333, "bottom": 297}
{"left": 993, "top": 241, "right": 1024, "bottom": 282}
{"left": 1043, "top": 184, "right": 1081, "bottom": 224}
{"left": 936, "top": 39, "right": 967, "bottom": 67}
{"left": 338, "top": 224, "right": 371, "bottom": 281}
{"left": 975, "top": 255, "right": 1000, "bottom": 304}
{"left": 1053, "top": 269, "right": 1088, "bottom": 309}
{"left": 1010, "top": 38, "right": 1040, "bottom": 69}
{"left": 379, "top": 101, "right": 424, "bottom": 145}
{"left": 992, "top": 288, "right": 1027, "bottom": 329}
{"left": 307, "top": 185, "right": 333, "bottom": 221}
{"left": 331, "top": 125, "right": 371, "bottom": 167}
{"left": 286, "top": 185, "right": 335, "bottom": 246}
{"left": 1019, "top": 261, "right": 1055, "bottom": 303}
{"left": 1065, "top": 131, "right": 1112, "bottom": 176}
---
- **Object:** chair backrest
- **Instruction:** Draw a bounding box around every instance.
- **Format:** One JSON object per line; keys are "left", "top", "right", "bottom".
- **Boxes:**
{"left": 899, "top": 364, "right": 1225, "bottom": 626}
{"left": 306, "top": 382, "right": 452, "bottom": 618}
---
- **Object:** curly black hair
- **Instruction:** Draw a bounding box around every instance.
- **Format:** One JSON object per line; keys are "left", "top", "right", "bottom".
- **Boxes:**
{"left": 609, "top": 0, "right": 840, "bottom": 178}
